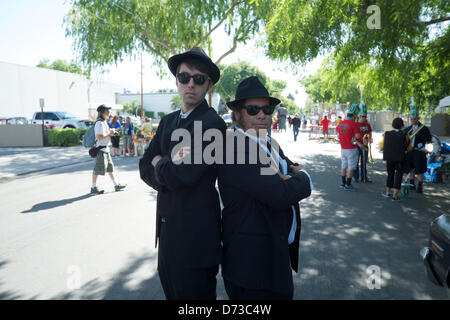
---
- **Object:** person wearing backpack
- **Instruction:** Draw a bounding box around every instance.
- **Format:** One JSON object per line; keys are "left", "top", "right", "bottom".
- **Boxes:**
{"left": 91, "top": 105, "right": 126, "bottom": 194}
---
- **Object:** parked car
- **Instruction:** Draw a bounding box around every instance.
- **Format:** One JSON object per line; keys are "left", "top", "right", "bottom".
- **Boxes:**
{"left": 7, "top": 117, "right": 30, "bottom": 125}
{"left": 222, "top": 113, "right": 232, "bottom": 129}
{"left": 83, "top": 119, "right": 94, "bottom": 127}
{"left": 420, "top": 213, "right": 450, "bottom": 297}
{"left": 31, "top": 111, "right": 88, "bottom": 129}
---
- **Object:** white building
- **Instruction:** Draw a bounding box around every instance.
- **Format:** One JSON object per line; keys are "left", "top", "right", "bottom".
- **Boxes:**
{"left": 0, "top": 61, "right": 123, "bottom": 120}
{"left": 116, "top": 91, "right": 222, "bottom": 117}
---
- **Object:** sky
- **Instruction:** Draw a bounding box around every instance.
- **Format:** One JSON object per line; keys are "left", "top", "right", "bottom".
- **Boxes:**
{"left": 0, "top": 0, "right": 324, "bottom": 109}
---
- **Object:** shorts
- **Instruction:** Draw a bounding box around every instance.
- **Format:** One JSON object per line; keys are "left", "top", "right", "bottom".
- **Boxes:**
{"left": 341, "top": 148, "right": 359, "bottom": 170}
{"left": 406, "top": 150, "right": 427, "bottom": 174}
{"left": 93, "top": 150, "right": 114, "bottom": 175}
{"left": 111, "top": 135, "right": 120, "bottom": 148}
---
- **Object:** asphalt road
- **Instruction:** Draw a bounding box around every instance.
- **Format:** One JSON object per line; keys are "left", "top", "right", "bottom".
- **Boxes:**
{"left": 0, "top": 129, "right": 448, "bottom": 300}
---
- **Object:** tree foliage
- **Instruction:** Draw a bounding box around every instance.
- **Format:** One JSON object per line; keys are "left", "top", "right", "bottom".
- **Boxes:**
{"left": 215, "top": 61, "right": 299, "bottom": 114}
{"left": 170, "top": 95, "right": 182, "bottom": 111}
{"left": 262, "top": 0, "right": 450, "bottom": 112}
{"left": 65, "top": 0, "right": 263, "bottom": 73}
{"left": 37, "top": 59, "right": 89, "bottom": 76}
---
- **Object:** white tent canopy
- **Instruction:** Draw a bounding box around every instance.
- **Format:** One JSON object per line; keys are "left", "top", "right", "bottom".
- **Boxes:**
{"left": 435, "top": 96, "right": 450, "bottom": 113}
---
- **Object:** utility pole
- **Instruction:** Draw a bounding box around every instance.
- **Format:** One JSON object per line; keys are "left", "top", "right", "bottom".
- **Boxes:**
{"left": 140, "top": 52, "right": 144, "bottom": 120}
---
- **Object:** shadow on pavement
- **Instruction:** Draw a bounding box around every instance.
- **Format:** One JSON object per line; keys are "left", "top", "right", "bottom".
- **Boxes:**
{"left": 21, "top": 194, "right": 95, "bottom": 214}
{"left": 49, "top": 251, "right": 227, "bottom": 300}
{"left": 292, "top": 152, "right": 449, "bottom": 299}
{"left": 0, "top": 260, "right": 23, "bottom": 300}
{"left": 52, "top": 252, "right": 163, "bottom": 300}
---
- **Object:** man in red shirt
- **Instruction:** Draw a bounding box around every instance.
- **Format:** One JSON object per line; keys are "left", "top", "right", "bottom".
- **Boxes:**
{"left": 336, "top": 104, "right": 361, "bottom": 190}
{"left": 354, "top": 105, "right": 372, "bottom": 183}
{"left": 321, "top": 115, "right": 331, "bottom": 140}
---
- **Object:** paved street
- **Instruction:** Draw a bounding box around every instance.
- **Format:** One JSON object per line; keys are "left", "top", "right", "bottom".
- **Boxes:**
{"left": 0, "top": 129, "right": 449, "bottom": 300}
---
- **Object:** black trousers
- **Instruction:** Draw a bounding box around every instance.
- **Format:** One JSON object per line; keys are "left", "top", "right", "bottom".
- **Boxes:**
{"left": 386, "top": 160, "right": 404, "bottom": 189}
{"left": 354, "top": 146, "right": 369, "bottom": 180}
{"left": 157, "top": 249, "right": 219, "bottom": 300}
{"left": 224, "top": 279, "right": 293, "bottom": 300}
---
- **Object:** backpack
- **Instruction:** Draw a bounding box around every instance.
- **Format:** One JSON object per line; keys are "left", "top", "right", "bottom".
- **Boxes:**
{"left": 83, "top": 119, "right": 103, "bottom": 148}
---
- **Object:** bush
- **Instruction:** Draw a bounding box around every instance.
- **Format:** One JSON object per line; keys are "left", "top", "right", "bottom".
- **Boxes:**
{"left": 48, "top": 128, "right": 85, "bottom": 146}
{"left": 157, "top": 112, "right": 165, "bottom": 119}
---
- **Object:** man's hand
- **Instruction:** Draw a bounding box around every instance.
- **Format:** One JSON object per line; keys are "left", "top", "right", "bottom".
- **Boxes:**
{"left": 152, "top": 155, "right": 162, "bottom": 167}
{"left": 277, "top": 171, "right": 291, "bottom": 180}
{"left": 172, "top": 146, "right": 190, "bottom": 164}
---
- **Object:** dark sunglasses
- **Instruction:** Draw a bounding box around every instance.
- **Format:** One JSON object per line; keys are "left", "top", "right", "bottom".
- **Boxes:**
{"left": 176, "top": 72, "right": 209, "bottom": 85}
{"left": 242, "top": 105, "right": 275, "bottom": 116}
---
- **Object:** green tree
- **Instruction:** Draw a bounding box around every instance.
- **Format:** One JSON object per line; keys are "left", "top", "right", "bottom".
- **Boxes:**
{"left": 170, "top": 95, "right": 182, "bottom": 111}
{"left": 37, "top": 59, "right": 89, "bottom": 76}
{"left": 65, "top": 0, "right": 263, "bottom": 73}
{"left": 215, "top": 61, "right": 299, "bottom": 114}
{"left": 261, "top": 0, "right": 450, "bottom": 112}
{"left": 122, "top": 100, "right": 140, "bottom": 116}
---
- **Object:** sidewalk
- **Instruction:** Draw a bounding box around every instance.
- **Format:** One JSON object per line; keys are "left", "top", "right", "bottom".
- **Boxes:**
{"left": 0, "top": 146, "right": 92, "bottom": 182}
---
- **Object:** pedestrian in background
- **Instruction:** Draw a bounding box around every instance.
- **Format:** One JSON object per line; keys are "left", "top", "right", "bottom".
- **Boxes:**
{"left": 336, "top": 104, "right": 361, "bottom": 191}
{"left": 381, "top": 117, "right": 412, "bottom": 201}
{"left": 404, "top": 101, "right": 432, "bottom": 194}
{"left": 91, "top": 105, "right": 126, "bottom": 194}
{"left": 354, "top": 105, "right": 372, "bottom": 183}
{"left": 292, "top": 113, "right": 301, "bottom": 141}
{"left": 108, "top": 115, "right": 121, "bottom": 157}
{"left": 321, "top": 115, "right": 331, "bottom": 140}
{"left": 122, "top": 117, "right": 135, "bottom": 157}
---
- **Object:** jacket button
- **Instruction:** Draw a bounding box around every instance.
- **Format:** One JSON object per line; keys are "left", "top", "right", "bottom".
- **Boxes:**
{"left": 161, "top": 217, "right": 166, "bottom": 223}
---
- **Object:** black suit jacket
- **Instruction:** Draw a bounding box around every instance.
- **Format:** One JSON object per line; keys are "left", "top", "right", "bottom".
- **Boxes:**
{"left": 218, "top": 132, "right": 311, "bottom": 296}
{"left": 404, "top": 122, "right": 432, "bottom": 149}
{"left": 139, "top": 100, "right": 227, "bottom": 268}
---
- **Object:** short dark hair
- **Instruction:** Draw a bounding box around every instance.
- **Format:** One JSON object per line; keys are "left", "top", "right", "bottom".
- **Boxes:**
{"left": 392, "top": 117, "right": 404, "bottom": 129}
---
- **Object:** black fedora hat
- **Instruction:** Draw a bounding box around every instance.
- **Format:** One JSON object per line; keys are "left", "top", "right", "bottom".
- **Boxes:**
{"left": 226, "top": 76, "right": 281, "bottom": 109}
{"left": 168, "top": 47, "right": 220, "bottom": 84}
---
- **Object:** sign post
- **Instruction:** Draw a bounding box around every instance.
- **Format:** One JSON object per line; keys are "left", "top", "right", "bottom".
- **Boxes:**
{"left": 39, "top": 98, "right": 45, "bottom": 146}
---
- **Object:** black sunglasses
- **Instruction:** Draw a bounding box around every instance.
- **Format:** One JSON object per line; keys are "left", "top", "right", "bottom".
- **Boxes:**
{"left": 242, "top": 105, "right": 275, "bottom": 116}
{"left": 176, "top": 72, "right": 209, "bottom": 85}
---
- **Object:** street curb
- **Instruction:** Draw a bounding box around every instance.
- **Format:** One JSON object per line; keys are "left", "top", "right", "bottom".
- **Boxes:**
{"left": 0, "top": 159, "right": 93, "bottom": 184}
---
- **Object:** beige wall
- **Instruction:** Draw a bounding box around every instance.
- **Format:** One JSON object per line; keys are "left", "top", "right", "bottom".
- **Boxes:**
{"left": 0, "top": 124, "right": 44, "bottom": 147}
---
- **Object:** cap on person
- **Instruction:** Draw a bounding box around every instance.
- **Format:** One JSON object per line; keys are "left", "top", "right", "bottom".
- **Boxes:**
{"left": 97, "top": 104, "right": 111, "bottom": 112}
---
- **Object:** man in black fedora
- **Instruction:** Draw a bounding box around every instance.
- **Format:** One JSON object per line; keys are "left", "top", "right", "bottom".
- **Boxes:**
{"left": 218, "top": 76, "right": 313, "bottom": 299}
{"left": 139, "top": 47, "right": 226, "bottom": 300}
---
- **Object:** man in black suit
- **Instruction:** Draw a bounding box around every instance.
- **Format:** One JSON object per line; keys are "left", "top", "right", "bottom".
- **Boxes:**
{"left": 218, "top": 76, "right": 313, "bottom": 300}
{"left": 139, "top": 47, "right": 226, "bottom": 300}
{"left": 404, "top": 104, "right": 432, "bottom": 194}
